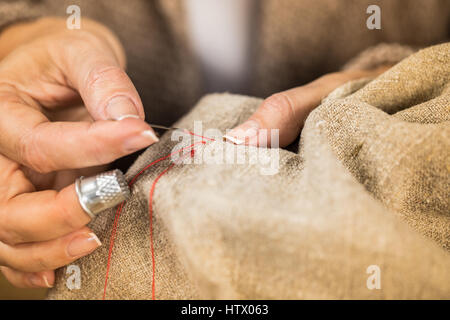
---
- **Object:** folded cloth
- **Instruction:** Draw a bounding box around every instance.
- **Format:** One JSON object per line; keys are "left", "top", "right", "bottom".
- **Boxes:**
{"left": 48, "top": 43, "right": 450, "bottom": 299}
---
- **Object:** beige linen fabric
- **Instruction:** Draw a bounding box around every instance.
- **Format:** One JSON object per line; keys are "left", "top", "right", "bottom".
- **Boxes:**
{"left": 1, "top": 0, "right": 449, "bottom": 104}
{"left": 48, "top": 43, "right": 449, "bottom": 299}
{"left": 1, "top": 0, "right": 448, "bottom": 168}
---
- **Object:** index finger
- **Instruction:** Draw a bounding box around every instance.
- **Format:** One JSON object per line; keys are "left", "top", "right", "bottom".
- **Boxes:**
{"left": 0, "top": 93, "right": 157, "bottom": 173}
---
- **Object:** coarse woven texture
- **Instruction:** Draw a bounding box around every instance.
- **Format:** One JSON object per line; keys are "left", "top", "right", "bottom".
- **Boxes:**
{"left": 48, "top": 43, "right": 450, "bottom": 299}
{"left": 1, "top": 0, "right": 448, "bottom": 173}
{"left": 341, "top": 43, "right": 416, "bottom": 71}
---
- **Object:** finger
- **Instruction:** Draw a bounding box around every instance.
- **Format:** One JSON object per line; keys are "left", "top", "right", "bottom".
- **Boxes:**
{"left": 0, "top": 167, "right": 98, "bottom": 244}
{"left": 226, "top": 85, "right": 326, "bottom": 147}
{"left": 53, "top": 32, "right": 145, "bottom": 121}
{"left": 1, "top": 266, "right": 54, "bottom": 288}
{"left": 226, "top": 72, "right": 373, "bottom": 147}
{"left": 0, "top": 154, "right": 102, "bottom": 245}
{"left": 21, "top": 117, "right": 158, "bottom": 173}
{"left": 0, "top": 96, "right": 158, "bottom": 172}
{"left": 0, "top": 227, "right": 100, "bottom": 273}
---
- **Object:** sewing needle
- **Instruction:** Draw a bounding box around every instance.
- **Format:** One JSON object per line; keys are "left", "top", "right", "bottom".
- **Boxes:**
{"left": 149, "top": 124, "right": 183, "bottom": 131}
{"left": 150, "top": 124, "right": 244, "bottom": 144}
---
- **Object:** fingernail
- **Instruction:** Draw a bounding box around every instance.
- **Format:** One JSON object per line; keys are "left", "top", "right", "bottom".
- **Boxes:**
{"left": 43, "top": 275, "right": 53, "bottom": 288}
{"left": 222, "top": 135, "right": 244, "bottom": 145}
{"left": 106, "top": 96, "right": 139, "bottom": 120}
{"left": 227, "top": 120, "right": 260, "bottom": 143}
{"left": 67, "top": 232, "right": 102, "bottom": 258}
{"left": 142, "top": 130, "right": 159, "bottom": 141}
{"left": 123, "top": 130, "right": 159, "bottom": 152}
{"left": 29, "top": 274, "right": 50, "bottom": 288}
{"left": 116, "top": 114, "right": 140, "bottom": 121}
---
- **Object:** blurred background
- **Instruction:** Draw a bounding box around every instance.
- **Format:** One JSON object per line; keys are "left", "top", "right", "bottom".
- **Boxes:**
{"left": 0, "top": 273, "right": 46, "bottom": 300}
{"left": 0, "top": 0, "right": 448, "bottom": 300}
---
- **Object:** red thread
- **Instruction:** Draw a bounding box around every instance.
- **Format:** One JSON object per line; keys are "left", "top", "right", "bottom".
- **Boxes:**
{"left": 183, "top": 129, "right": 215, "bottom": 142}
{"left": 102, "top": 202, "right": 123, "bottom": 300}
{"left": 102, "top": 133, "right": 213, "bottom": 300}
{"left": 148, "top": 162, "right": 175, "bottom": 299}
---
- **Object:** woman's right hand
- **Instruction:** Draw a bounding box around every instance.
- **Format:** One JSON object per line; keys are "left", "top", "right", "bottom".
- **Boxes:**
{"left": 0, "top": 17, "right": 158, "bottom": 288}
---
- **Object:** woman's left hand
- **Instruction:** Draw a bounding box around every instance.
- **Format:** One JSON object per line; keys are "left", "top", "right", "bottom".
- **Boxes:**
{"left": 227, "top": 66, "right": 390, "bottom": 147}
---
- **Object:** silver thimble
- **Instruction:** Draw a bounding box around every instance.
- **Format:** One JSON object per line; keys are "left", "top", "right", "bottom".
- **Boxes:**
{"left": 75, "top": 169, "right": 130, "bottom": 219}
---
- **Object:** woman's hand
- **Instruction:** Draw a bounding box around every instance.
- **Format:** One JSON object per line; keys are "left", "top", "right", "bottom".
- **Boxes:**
{"left": 0, "top": 17, "right": 158, "bottom": 288}
{"left": 227, "top": 66, "right": 390, "bottom": 147}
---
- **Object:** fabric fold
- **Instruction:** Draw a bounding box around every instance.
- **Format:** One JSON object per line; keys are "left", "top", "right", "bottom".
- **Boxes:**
{"left": 49, "top": 43, "right": 450, "bottom": 300}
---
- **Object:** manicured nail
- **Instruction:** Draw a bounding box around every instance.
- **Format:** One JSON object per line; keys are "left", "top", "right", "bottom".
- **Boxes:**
{"left": 116, "top": 114, "right": 140, "bottom": 121}
{"left": 29, "top": 274, "right": 50, "bottom": 288}
{"left": 142, "top": 130, "right": 159, "bottom": 141}
{"left": 43, "top": 275, "right": 53, "bottom": 288}
{"left": 123, "top": 130, "right": 159, "bottom": 152}
{"left": 223, "top": 135, "right": 244, "bottom": 145}
{"left": 226, "top": 120, "right": 260, "bottom": 143}
{"left": 106, "top": 96, "right": 139, "bottom": 120}
{"left": 67, "top": 232, "right": 101, "bottom": 258}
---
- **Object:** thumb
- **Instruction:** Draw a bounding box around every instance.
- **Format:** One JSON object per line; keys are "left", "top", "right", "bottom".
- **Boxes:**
{"left": 54, "top": 31, "right": 145, "bottom": 121}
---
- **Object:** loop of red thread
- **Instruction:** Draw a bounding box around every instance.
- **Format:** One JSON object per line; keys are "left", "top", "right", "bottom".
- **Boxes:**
{"left": 103, "top": 133, "right": 213, "bottom": 300}
{"left": 184, "top": 129, "right": 215, "bottom": 142}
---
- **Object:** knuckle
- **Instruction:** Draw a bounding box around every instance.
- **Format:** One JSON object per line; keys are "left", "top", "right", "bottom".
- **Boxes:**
{"left": 16, "top": 127, "right": 51, "bottom": 174}
{"left": 85, "top": 65, "right": 126, "bottom": 90}
{"left": 89, "top": 135, "right": 114, "bottom": 164}
{"left": 262, "top": 93, "right": 296, "bottom": 120}
{"left": 0, "top": 241, "right": 18, "bottom": 269}
{"left": 0, "top": 210, "right": 23, "bottom": 246}
{"left": 30, "top": 248, "right": 52, "bottom": 271}
{"left": 0, "top": 230, "right": 22, "bottom": 246}
{"left": 0, "top": 162, "right": 26, "bottom": 201}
